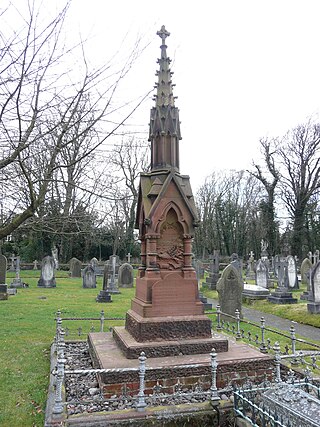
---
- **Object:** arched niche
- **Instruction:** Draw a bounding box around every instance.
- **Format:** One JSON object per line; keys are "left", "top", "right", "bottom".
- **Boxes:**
{"left": 157, "top": 207, "right": 184, "bottom": 270}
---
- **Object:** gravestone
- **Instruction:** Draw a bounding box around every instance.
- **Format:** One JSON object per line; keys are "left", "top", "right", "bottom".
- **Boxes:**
{"left": 242, "top": 283, "right": 270, "bottom": 301}
{"left": 10, "top": 256, "right": 23, "bottom": 288}
{"left": 102, "top": 261, "right": 109, "bottom": 289}
{"left": 307, "top": 261, "right": 320, "bottom": 313}
{"left": 245, "top": 251, "right": 256, "bottom": 281}
{"left": 217, "top": 263, "right": 244, "bottom": 321}
{"left": 287, "top": 255, "right": 299, "bottom": 289}
{"left": 37, "top": 256, "right": 56, "bottom": 288}
{"left": 105, "top": 255, "right": 120, "bottom": 294}
{"left": 194, "top": 259, "right": 204, "bottom": 281}
{"left": 82, "top": 265, "right": 96, "bottom": 289}
{"left": 69, "top": 257, "right": 82, "bottom": 278}
{"left": 202, "top": 251, "right": 220, "bottom": 290}
{"left": 260, "top": 239, "right": 269, "bottom": 261}
{"left": 33, "top": 260, "right": 38, "bottom": 270}
{"left": 118, "top": 263, "right": 134, "bottom": 288}
{"left": 9, "top": 254, "right": 15, "bottom": 272}
{"left": 268, "top": 258, "right": 297, "bottom": 304}
{"left": 300, "top": 257, "right": 312, "bottom": 285}
{"left": 0, "top": 284, "right": 8, "bottom": 301}
{"left": 0, "top": 254, "right": 7, "bottom": 284}
{"left": 96, "top": 261, "right": 112, "bottom": 303}
{"left": 255, "top": 259, "right": 268, "bottom": 288}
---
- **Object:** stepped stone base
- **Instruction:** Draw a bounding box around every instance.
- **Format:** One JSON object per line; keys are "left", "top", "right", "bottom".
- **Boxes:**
{"left": 96, "top": 290, "right": 112, "bottom": 303}
{"left": 113, "top": 326, "right": 228, "bottom": 359}
{"left": 125, "top": 309, "right": 213, "bottom": 342}
{"left": 88, "top": 332, "right": 274, "bottom": 398}
{"left": 307, "top": 302, "right": 320, "bottom": 314}
{"left": 268, "top": 291, "right": 297, "bottom": 304}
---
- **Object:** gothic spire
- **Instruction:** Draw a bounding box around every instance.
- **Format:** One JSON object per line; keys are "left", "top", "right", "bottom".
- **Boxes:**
{"left": 149, "top": 26, "right": 181, "bottom": 172}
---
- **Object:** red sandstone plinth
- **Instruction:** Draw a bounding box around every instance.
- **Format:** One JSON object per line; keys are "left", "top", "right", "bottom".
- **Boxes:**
{"left": 88, "top": 332, "right": 274, "bottom": 398}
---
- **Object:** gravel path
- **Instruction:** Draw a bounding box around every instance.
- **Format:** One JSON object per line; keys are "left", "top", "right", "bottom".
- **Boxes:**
{"left": 207, "top": 298, "right": 320, "bottom": 342}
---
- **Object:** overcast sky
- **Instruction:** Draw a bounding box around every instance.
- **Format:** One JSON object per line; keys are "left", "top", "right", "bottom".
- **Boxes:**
{"left": 34, "top": 1, "right": 320, "bottom": 189}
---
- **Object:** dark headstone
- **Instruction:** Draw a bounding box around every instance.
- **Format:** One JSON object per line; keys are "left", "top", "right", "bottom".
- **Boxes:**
{"left": 37, "top": 256, "right": 56, "bottom": 288}
{"left": 118, "top": 263, "right": 134, "bottom": 288}
{"left": 96, "top": 290, "right": 112, "bottom": 303}
{"left": 82, "top": 265, "right": 96, "bottom": 288}
{"left": 69, "top": 257, "right": 82, "bottom": 278}
{"left": 217, "top": 263, "right": 244, "bottom": 321}
{"left": 0, "top": 284, "right": 8, "bottom": 300}
{"left": 203, "top": 251, "right": 220, "bottom": 290}
{"left": 0, "top": 254, "right": 7, "bottom": 284}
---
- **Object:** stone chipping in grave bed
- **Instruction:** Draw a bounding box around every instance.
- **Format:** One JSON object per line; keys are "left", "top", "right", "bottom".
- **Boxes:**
{"left": 64, "top": 342, "right": 210, "bottom": 416}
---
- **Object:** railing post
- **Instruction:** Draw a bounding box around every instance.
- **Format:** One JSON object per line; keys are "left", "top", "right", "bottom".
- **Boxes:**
{"left": 100, "top": 310, "right": 105, "bottom": 332}
{"left": 216, "top": 305, "right": 222, "bottom": 331}
{"left": 210, "top": 348, "right": 220, "bottom": 407}
{"left": 235, "top": 309, "right": 241, "bottom": 340}
{"left": 136, "top": 351, "right": 147, "bottom": 412}
{"left": 273, "top": 341, "right": 282, "bottom": 383}
{"left": 55, "top": 310, "right": 62, "bottom": 347}
{"left": 52, "top": 329, "right": 66, "bottom": 415}
{"left": 259, "top": 316, "right": 268, "bottom": 353}
{"left": 290, "top": 324, "right": 298, "bottom": 365}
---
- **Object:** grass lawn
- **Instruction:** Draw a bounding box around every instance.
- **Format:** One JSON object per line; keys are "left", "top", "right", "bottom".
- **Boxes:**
{"left": 0, "top": 270, "right": 133, "bottom": 427}
{"left": 1, "top": 271, "right": 319, "bottom": 426}
{"left": 201, "top": 285, "right": 320, "bottom": 328}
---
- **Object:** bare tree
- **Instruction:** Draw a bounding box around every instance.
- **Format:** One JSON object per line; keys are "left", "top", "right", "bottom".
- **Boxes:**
{"left": 278, "top": 120, "right": 320, "bottom": 258}
{"left": 108, "top": 137, "right": 149, "bottom": 255}
{"left": 249, "top": 137, "right": 280, "bottom": 256}
{"left": 0, "top": 1, "right": 151, "bottom": 242}
{"left": 195, "top": 171, "right": 263, "bottom": 258}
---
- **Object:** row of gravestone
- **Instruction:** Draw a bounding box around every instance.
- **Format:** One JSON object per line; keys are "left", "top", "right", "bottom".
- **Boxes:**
{"left": 216, "top": 259, "right": 320, "bottom": 319}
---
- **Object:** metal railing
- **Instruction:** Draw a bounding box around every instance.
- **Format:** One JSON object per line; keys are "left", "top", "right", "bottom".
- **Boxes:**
{"left": 50, "top": 307, "right": 320, "bottom": 422}
{"left": 206, "top": 305, "right": 320, "bottom": 371}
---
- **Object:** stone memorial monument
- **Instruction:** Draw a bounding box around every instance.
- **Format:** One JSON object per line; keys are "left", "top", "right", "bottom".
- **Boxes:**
{"left": 307, "top": 261, "right": 320, "bottom": 313}
{"left": 268, "top": 257, "right": 297, "bottom": 304}
{"left": 301, "top": 257, "right": 312, "bottom": 284}
{"left": 37, "top": 256, "right": 56, "bottom": 288}
{"left": 10, "top": 256, "right": 23, "bottom": 288}
{"left": 88, "top": 27, "right": 273, "bottom": 400}
{"left": 287, "top": 255, "right": 299, "bottom": 289}
{"left": 69, "top": 257, "right": 82, "bottom": 278}
{"left": 245, "top": 251, "right": 256, "bottom": 281}
{"left": 82, "top": 264, "right": 96, "bottom": 289}
{"left": 104, "top": 255, "right": 120, "bottom": 294}
{"left": 203, "top": 251, "right": 220, "bottom": 290}
{"left": 255, "top": 259, "right": 268, "bottom": 289}
{"left": 0, "top": 254, "right": 7, "bottom": 285}
{"left": 118, "top": 263, "right": 134, "bottom": 288}
{"left": 217, "top": 264, "right": 244, "bottom": 320}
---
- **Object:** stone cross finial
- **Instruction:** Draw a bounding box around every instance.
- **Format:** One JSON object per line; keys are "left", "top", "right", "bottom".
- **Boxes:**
{"left": 157, "top": 25, "right": 170, "bottom": 44}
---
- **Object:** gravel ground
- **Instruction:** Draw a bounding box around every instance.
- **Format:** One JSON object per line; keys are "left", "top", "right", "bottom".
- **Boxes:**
{"left": 64, "top": 342, "right": 212, "bottom": 416}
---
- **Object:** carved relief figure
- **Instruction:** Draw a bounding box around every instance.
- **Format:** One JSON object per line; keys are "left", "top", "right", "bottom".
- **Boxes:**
{"left": 157, "top": 208, "right": 184, "bottom": 270}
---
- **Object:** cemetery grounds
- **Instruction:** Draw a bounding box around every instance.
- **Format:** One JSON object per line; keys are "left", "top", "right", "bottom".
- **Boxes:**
{"left": 0, "top": 270, "right": 320, "bottom": 426}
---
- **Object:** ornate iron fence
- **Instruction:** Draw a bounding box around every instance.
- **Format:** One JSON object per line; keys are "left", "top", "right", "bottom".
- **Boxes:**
{"left": 49, "top": 307, "right": 320, "bottom": 424}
